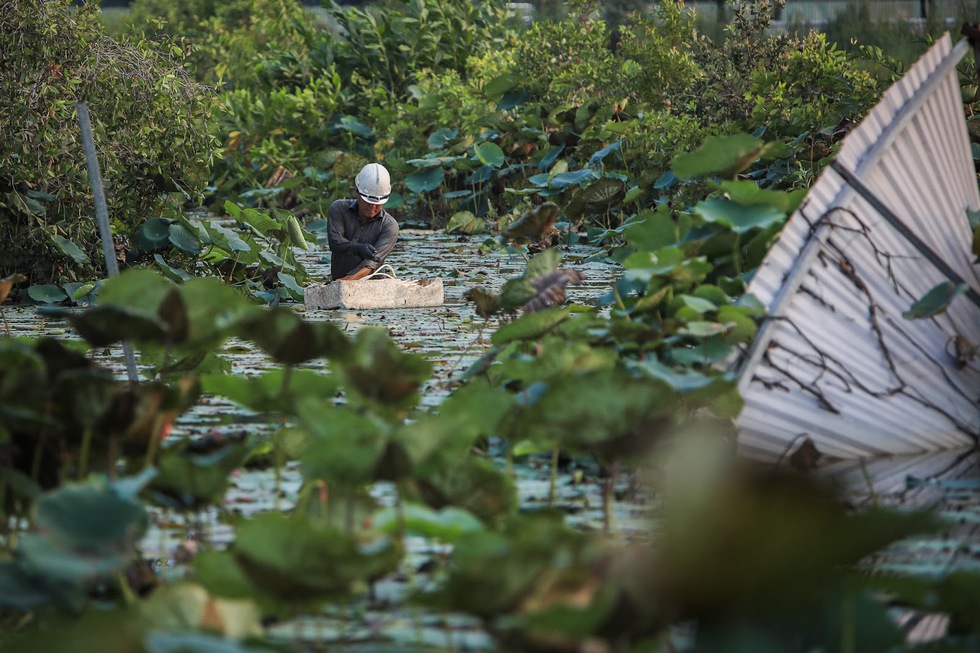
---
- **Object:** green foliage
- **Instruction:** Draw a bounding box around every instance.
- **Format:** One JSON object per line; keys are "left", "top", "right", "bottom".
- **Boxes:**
{"left": 0, "top": 0, "right": 216, "bottom": 284}
{"left": 748, "top": 31, "right": 879, "bottom": 137}
{"left": 324, "top": 0, "right": 518, "bottom": 105}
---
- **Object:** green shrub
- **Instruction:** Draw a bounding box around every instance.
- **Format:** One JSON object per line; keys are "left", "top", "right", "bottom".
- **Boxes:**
{"left": 747, "top": 31, "right": 879, "bottom": 137}
{"left": 0, "top": 0, "right": 216, "bottom": 284}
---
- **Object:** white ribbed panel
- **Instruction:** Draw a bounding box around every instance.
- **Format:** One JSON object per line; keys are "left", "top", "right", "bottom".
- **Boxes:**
{"left": 733, "top": 34, "right": 980, "bottom": 461}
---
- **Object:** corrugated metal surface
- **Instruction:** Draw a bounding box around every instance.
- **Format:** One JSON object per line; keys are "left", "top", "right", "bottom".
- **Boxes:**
{"left": 732, "top": 34, "right": 980, "bottom": 461}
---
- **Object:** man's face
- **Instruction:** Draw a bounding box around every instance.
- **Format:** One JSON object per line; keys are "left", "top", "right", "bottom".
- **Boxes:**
{"left": 356, "top": 195, "right": 384, "bottom": 221}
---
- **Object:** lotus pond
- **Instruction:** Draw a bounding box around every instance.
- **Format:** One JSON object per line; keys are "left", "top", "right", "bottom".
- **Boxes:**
{"left": 2, "top": 223, "right": 980, "bottom": 653}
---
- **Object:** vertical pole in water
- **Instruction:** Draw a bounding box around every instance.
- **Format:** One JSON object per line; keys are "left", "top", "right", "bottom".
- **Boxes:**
{"left": 76, "top": 101, "right": 140, "bottom": 386}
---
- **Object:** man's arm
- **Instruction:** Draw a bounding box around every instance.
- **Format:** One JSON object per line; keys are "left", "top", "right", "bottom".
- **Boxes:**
{"left": 370, "top": 217, "right": 399, "bottom": 263}
{"left": 326, "top": 201, "right": 353, "bottom": 254}
{"left": 338, "top": 267, "right": 374, "bottom": 281}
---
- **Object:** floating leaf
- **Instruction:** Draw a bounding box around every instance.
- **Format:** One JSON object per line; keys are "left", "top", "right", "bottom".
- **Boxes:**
{"left": 27, "top": 284, "right": 68, "bottom": 304}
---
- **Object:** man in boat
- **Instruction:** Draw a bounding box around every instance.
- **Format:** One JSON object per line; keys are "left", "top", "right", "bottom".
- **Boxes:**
{"left": 326, "top": 163, "right": 399, "bottom": 281}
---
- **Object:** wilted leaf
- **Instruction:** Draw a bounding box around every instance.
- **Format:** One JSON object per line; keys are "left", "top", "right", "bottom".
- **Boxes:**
{"left": 524, "top": 269, "right": 585, "bottom": 313}
{"left": 0, "top": 273, "right": 26, "bottom": 304}
{"left": 505, "top": 202, "right": 561, "bottom": 243}
{"left": 446, "top": 211, "right": 487, "bottom": 235}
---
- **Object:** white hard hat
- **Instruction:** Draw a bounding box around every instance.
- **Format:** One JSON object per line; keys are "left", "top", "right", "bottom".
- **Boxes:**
{"left": 355, "top": 163, "right": 391, "bottom": 205}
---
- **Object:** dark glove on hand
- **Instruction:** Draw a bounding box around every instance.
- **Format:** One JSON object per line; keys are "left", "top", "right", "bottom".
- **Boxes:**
{"left": 352, "top": 243, "right": 379, "bottom": 260}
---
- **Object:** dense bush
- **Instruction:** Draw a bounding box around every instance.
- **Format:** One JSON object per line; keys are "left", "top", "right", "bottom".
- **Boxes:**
{"left": 0, "top": 0, "right": 215, "bottom": 284}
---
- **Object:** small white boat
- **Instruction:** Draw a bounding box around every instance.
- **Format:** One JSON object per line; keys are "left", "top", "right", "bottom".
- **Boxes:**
{"left": 304, "top": 266, "right": 444, "bottom": 310}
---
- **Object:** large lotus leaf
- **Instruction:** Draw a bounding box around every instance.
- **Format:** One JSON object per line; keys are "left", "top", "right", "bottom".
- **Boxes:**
{"left": 405, "top": 167, "right": 445, "bottom": 194}
{"left": 237, "top": 308, "right": 349, "bottom": 365}
{"left": 342, "top": 327, "right": 432, "bottom": 409}
{"left": 406, "top": 156, "right": 458, "bottom": 169}
{"left": 297, "top": 403, "right": 388, "bottom": 486}
{"left": 70, "top": 304, "right": 170, "bottom": 346}
{"left": 588, "top": 140, "right": 622, "bottom": 167}
{"left": 134, "top": 218, "right": 172, "bottom": 252}
{"left": 504, "top": 202, "right": 561, "bottom": 242}
{"left": 140, "top": 582, "right": 263, "bottom": 641}
{"left": 153, "top": 254, "right": 192, "bottom": 283}
{"left": 651, "top": 438, "right": 938, "bottom": 623}
{"left": 671, "top": 134, "right": 767, "bottom": 180}
{"left": 415, "top": 456, "right": 518, "bottom": 525}
{"left": 518, "top": 368, "right": 675, "bottom": 460}
{"left": 193, "top": 550, "right": 258, "bottom": 601}
{"left": 719, "top": 180, "right": 806, "bottom": 214}
{"left": 202, "top": 369, "right": 337, "bottom": 415}
{"left": 0, "top": 560, "right": 63, "bottom": 610}
{"left": 492, "top": 307, "right": 572, "bottom": 346}
{"left": 548, "top": 169, "right": 599, "bottom": 190}
{"left": 90, "top": 267, "right": 174, "bottom": 314}
{"left": 578, "top": 178, "right": 624, "bottom": 206}
{"left": 18, "top": 534, "right": 129, "bottom": 586}
{"left": 497, "top": 88, "right": 528, "bottom": 111}
{"left": 0, "top": 341, "right": 47, "bottom": 396}
{"left": 175, "top": 278, "right": 253, "bottom": 348}
{"left": 235, "top": 205, "right": 279, "bottom": 238}
{"left": 203, "top": 221, "right": 252, "bottom": 255}
{"left": 474, "top": 142, "right": 505, "bottom": 168}
{"left": 169, "top": 222, "right": 202, "bottom": 255}
{"left": 150, "top": 441, "right": 250, "bottom": 510}
{"left": 393, "top": 383, "right": 514, "bottom": 471}
{"left": 373, "top": 503, "right": 484, "bottom": 542}
{"left": 28, "top": 284, "right": 68, "bottom": 304}
{"left": 51, "top": 235, "right": 88, "bottom": 264}
{"left": 427, "top": 128, "right": 459, "bottom": 150}
{"left": 0, "top": 605, "right": 144, "bottom": 653}
{"left": 694, "top": 199, "right": 786, "bottom": 234}
{"left": 33, "top": 483, "right": 147, "bottom": 552}
{"left": 52, "top": 368, "right": 118, "bottom": 430}
{"left": 903, "top": 282, "right": 967, "bottom": 319}
{"left": 446, "top": 211, "right": 487, "bottom": 235}
{"left": 623, "top": 208, "right": 691, "bottom": 252}
{"left": 494, "top": 338, "right": 617, "bottom": 387}
{"left": 231, "top": 512, "right": 401, "bottom": 602}
{"left": 336, "top": 114, "right": 374, "bottom": 138}
{"left": 537, "top": 144, "right": 565, "bottom": 171}
{"left": 432, "top": 513, "right": 594, "bottom": 618}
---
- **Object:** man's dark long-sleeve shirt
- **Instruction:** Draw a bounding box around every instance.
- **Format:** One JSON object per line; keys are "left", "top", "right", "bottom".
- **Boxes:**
{"left": 326, "top": 199, "right": 399, "bottom": 280}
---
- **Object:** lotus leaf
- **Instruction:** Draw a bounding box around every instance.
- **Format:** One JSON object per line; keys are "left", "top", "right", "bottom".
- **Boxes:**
{"left": 231, "top": 513, "right": 400, "bottom": 603}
